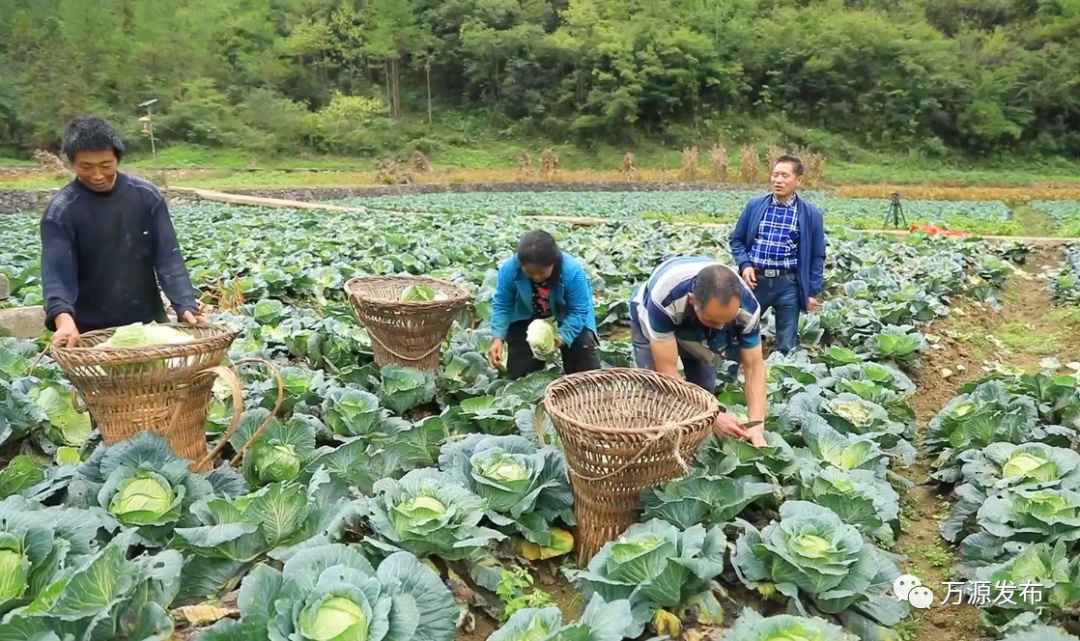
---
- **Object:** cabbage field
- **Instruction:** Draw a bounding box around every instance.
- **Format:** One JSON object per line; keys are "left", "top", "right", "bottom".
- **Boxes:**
{"left": 335, "top": 190, "right": 1020, "bottom": 235}
{"left": 2, "top": 199, "right": 1080, "bottom": 641}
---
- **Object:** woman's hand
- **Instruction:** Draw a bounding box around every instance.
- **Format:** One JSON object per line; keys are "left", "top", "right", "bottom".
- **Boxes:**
{"left": 488, "top": 338, "right": 504, "bottom": 369}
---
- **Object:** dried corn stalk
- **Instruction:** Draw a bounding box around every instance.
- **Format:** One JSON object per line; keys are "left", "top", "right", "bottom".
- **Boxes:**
{"left": 411, "top": 150, "right": 432, "bottom": 174}
{"left": 710, "top": 144, "right": 729, "bottom": 182}
{"left": 540, "top": 149, "right": 559, "bottom": 180}
{"left": 738, "top": 145, "right": 760, "bottom": 184}
{"left": 679, "top": 147, "right": 700, "bottom": 182}
{"left": 622, "top": 152, "right": 637, "bottom": 181}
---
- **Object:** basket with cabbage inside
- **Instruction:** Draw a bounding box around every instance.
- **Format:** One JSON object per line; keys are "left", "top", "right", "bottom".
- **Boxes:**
{"left": 344, "top": 275, "right": 472, "bottom": 372}
{"left": 49, "top": 321, "right": 283, "bottom": 471}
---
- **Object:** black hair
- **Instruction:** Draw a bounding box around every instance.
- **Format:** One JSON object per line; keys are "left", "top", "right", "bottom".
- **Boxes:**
{"left": 61, "top": 116, "right": 125, "bottom": 163}
{"left": 692, "top": 265, "right": 743, "bottom": 307}
{"left": 517, "top": 230, "right": 562, "bottom": 286}
{"left": 774, "top": 154, "right": 804, "bottom": 177}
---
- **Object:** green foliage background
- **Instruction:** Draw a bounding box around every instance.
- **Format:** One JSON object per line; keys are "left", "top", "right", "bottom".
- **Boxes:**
{"left": 0, "top": 0, "right": 1077, "bottom": 159}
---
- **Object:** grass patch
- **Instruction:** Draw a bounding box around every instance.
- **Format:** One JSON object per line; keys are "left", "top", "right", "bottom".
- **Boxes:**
{"left": 903, "top": 542, "right": 954, "bottom": 568}
{"left": 894, "top": 618, "right": 923, "bottom": 641}
{"left": 1009, "top": 203, "right": 1058, "bottom": 237}
{"left": 995, "top": 306, "right": 1080, "bottom": 357}
{"left": 996, "top": 321, "right": 1062, "bottom": 356}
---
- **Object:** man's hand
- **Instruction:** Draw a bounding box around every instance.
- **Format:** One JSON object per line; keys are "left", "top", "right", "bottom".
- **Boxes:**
{"left": 554, "top": 335, "right": 564, "bottom": 350}
{"left": 745, "top": 423, "right": 768, "bottom": 448}
{"left": 51, "top": 313, "right": 79, "bottom": 348}
{"left": 808, "top": 296, "right": 820, "bottom": 311}
{"left": 712, "top": 412, "right": 751, "bottom": 441}
{"left": 741, "top": 266, "right": 757, "bottom": 289}
{"left": 181, "top": 310, "right": 207, "bottom": 324}
{"left": 488, "top": 338, "right": 504, "bottom": 369}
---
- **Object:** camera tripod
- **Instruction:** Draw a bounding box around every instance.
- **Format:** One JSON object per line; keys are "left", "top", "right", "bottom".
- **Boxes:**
{"left": 884, "top": 192, "right": 907, "bottom": 228}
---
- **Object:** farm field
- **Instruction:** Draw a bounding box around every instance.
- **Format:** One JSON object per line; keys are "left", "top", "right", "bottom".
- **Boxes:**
{"left": 3, "top": 200, "right": 1080, "bottom": 641}
{"left": 339, "top": 191, "right": 1023, "bottom": 235}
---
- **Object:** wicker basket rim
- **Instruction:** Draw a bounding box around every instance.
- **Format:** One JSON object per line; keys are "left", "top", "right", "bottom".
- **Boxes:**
{"left": 344, "top": 276, "right": 473, "bottom": 310}
{"left": 542, "top": 368, "right": 720, "bottom": 436}
{"left": 345, "top": 274, "right": 471, "bottom": 294}
{"left": 51, "top": 322, "right": 237, "bottom": 355}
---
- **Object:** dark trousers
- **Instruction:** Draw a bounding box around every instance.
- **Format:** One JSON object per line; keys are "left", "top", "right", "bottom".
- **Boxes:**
{"left": 750, "top": 271, "right": 801, "bottom": 354}
{"left": 506, "top": 319, "right": 602, "bottom": 380}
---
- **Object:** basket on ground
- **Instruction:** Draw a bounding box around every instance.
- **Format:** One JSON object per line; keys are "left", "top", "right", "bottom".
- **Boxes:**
{"left": 540, "top": 368, "right": 719, "bottom": 564}
{"left": 344, "top": 275, "right": 472, "bottom": 371}
{"left": 49, "top": 323, "right": 283, "bottom": 472}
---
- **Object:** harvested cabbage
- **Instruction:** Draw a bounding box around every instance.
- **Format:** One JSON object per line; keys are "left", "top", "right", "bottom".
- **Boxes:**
{"left": 92, "top": 322, "right": 196, "bottom": 372}
{"left": 97, "top": 322, "right": 195, "bottom": 348}
{"left": 526, "top": 318, "right": 559, "bottom": 359}
{"left": 400, "top": 285, "right": 449, "bottom": 302}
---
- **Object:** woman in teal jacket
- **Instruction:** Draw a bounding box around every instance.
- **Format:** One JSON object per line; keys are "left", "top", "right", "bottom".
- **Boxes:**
{"left": 488, "top": 231, "right": 601, "bottom": 379}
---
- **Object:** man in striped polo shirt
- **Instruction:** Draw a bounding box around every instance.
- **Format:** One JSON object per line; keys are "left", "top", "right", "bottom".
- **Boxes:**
{"left": 730, "top": 155, "right": 826, "bottom": 354}
{"left": 629, "top": 257, "right": 768, "bottom": 446}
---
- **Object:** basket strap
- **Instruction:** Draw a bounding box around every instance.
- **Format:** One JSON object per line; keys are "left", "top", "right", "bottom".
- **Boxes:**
{"left": 228, "top": 358, "right": 285, "bottom": 468}
{"left": 189, "top": 366, "right": 245, "bottom": 470}
{"left": 532, "top": 402, "right": 560, "bottom": 446}
{"left": 189, "top": 358, "right": 284, "bottom": 470}
{"left": 367, "top": 330, "right": 444, "bottom": 362}
{"left": 564, "top": 427, "right": 691, "bottom": 483}
{"left": 27, "top": 347, "right": 49, "bottom": 378}
{"left": 466, "top": 303, "right": 479, "bottom": 332}
{"left": 69, "top": 387, "right": 87, "bottom": 414}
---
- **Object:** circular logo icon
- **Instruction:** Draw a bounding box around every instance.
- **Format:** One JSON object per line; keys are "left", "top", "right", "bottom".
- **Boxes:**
{"left": 908, "top": 586, "right": 935, "bottom": 610}
{"left": 893, "top": 574, "right": 922, "bottom": 601}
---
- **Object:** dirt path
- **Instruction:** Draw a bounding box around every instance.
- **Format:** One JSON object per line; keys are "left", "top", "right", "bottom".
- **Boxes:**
{"left": 893, "top": 246, "right": 1080, "bottom": 641}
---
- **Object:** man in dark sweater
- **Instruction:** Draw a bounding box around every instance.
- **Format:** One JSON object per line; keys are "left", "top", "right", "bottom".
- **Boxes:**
{"left": 40, "top": 116, "right": 204, "bottom": 347}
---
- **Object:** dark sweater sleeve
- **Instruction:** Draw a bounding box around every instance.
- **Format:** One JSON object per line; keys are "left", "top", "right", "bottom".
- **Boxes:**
{"left": 40, "top": 216, "right": 79, "bottom": 332}
{"left": 150, "top": 195, "right": 198, "bottom": 315}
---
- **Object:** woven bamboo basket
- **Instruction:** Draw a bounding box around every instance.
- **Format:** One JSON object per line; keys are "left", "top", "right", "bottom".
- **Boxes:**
{"left": 344, "top": 275, "right": 473, "bottom": 372}
{"left": 539, "top": 368, "right": 719, "bottom": 564}
{"left": 48, "top": 323, "right": 285, "bottom": 472}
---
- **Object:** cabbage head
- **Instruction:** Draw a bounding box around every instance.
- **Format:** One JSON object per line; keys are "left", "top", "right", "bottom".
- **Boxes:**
{"left": 732, "top": 501, "right": 908, "bottom": 636}
{"left": 565, "top": 519, "right": 726, "bottom": 637}
{"left": 0, "top": 531, "right": 30, "bottom": 607}
{"left": 941, "top": 443, "right": 1080, "bottom": 544}
{"left": 364, "top": 468, "right": 505, "bottom": 561}
{"left": 723, "top": 608, "right": 858, "bottom": 641}
{"left": 94, "top": 321, "right": 196, "bottom": 371}
{"left": 401, "top": 285, "right": 448, "bottom": 302}
{"left": 198, "top": 544, "right": 460, "bottom": 641}
{"left": 438, "top": 434, "right": 572, "bottom": 546}
{"left": 526, "top": 319, "right": 558, "bottom": 360}
{"left": 254, "top": 443, "right": 302, "bottom": 483}
{"left": 106, "top": 469, "right": 181, "bottom": 525}
{"left": 70, "top": 432, "right": 232, "bottom": 546}
{"left": 795, "top": 465, "right": 901, "bottom": 547}
{"left": 100, "top": 322, "right": 195, "bottom": 347}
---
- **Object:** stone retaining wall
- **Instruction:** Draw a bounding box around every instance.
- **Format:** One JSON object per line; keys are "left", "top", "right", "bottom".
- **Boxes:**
{"left": 0, "top": 181, "right": 755, "bottom": 215}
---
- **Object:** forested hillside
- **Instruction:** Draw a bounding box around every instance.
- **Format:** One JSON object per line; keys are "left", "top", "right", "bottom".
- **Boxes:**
{"left": 1, "top": 0, "right": 1077, "bottom": 161}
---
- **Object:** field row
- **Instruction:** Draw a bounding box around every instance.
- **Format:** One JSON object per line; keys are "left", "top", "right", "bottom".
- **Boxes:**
{"left": 335, "top": 191, "right": 1080, "bottom": 237}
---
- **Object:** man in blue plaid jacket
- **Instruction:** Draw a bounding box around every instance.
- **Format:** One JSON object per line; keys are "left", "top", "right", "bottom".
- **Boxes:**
{"left": 729, "top": 154, "right": 827, "bottom": 355}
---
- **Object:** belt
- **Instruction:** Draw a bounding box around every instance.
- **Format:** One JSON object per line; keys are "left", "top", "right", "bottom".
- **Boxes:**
{"left": 755, "top": 267, "right": 796, "bottom": 278}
